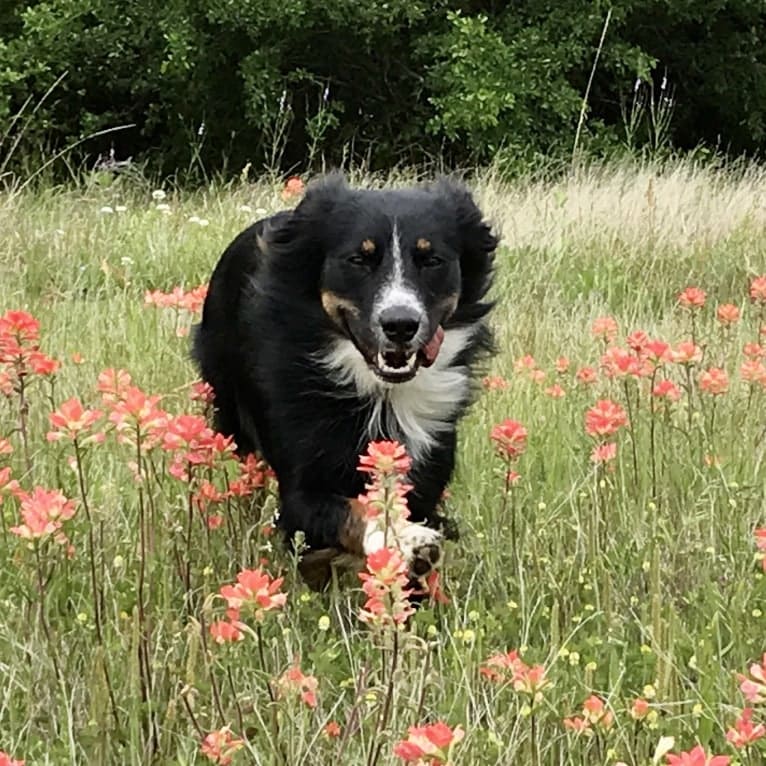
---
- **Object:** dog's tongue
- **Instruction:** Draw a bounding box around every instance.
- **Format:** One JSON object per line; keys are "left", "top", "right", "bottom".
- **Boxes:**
{"left": 421, "top": 326, "right": 444, "bottom": 367}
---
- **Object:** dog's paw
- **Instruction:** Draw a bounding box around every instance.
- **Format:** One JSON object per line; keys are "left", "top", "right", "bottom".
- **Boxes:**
{"left": 363, "top": 521, "right": 444, "bottom": 579}
{"left": 398, "top": 524, "right": 443, "bottom": 579}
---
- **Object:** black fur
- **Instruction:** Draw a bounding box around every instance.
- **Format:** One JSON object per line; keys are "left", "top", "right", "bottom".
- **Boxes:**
{"left": 193, "top": 174, "right": 497, "bottom": 560}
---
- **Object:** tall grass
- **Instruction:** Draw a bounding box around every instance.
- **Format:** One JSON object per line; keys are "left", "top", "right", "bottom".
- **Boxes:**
{"left": 0, "top": 159, "right": 765, "bottom": 764}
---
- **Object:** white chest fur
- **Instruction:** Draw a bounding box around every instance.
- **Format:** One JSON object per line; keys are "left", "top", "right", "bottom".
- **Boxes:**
{"left": 319, "top": 326, "right": 475, "bottom": 462}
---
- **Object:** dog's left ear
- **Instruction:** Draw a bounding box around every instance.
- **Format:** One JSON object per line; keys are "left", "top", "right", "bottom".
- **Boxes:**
{"left": 434, "top": 178, "right": 498, "bottom": 307}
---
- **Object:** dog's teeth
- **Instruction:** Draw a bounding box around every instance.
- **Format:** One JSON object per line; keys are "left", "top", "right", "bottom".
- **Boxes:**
{"left": 406, "top": 353, "right": 417, "bottom": 367}
{"left": 377, "top": 352, "right": 386, "bottom": 368}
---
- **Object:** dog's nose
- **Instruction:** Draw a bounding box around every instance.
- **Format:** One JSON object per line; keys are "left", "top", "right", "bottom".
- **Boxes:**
{"left": 379, "top": 306, "right": 421, "bottom": 344}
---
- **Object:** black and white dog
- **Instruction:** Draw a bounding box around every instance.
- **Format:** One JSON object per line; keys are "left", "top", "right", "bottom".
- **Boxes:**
{"left": 193, "top": 174, "right": 497, "bottom": 589}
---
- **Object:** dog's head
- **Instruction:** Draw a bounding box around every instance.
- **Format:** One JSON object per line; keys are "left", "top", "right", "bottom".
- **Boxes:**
{"left": 264, "top": 173, "right": 498, "bottom": 383}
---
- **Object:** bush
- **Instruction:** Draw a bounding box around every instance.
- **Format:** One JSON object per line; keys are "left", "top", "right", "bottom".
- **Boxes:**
{"left": 1, "top": 0, "right": 765, "bottom": 178}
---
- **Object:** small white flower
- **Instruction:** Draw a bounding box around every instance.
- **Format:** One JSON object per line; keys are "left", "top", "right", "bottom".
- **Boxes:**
{"left": 188, "top": 216, "right": 209, "bottom": 226}
{"left": 255, "top": 207, "right": 267, "bottom": 216}
{"left": 99, "top": 206, "right": 114, "bottom": 215}
{"left": 120, "top": 257, "right": 134, "bottom": 267}
{"left": 115, "top": 204, "right": 127, "bottom": 213}
{"left": 152, "top": 189, "right": 167, "bottom": 201}
{"left": 238, "top": 204, "right": 253, "bottom": 213}
{"left": 155, "top": 203, "right": 171, "bottom": 213}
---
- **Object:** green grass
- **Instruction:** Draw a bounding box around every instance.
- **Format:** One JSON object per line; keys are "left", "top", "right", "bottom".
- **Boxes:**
{"left": 1, "top": 161, "right": 766, "bottom": 765}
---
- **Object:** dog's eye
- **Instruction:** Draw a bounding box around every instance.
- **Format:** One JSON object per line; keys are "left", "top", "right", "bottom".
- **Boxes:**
{"left": 419, "top": 254, "right": 443, "bottom": 268}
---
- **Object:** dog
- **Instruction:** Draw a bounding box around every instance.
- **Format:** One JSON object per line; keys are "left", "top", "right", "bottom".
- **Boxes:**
{"left": 193, "top": 173, "right": 497, "bottom": 590}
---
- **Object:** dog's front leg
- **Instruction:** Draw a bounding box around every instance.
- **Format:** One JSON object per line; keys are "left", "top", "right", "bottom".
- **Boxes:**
{"left": 278, "top": 489, "right": 443, "bottom": 587}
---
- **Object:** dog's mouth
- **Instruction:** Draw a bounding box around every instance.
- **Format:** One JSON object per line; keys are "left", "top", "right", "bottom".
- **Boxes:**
{"left": 340, "top": 312, "right": 445, "bottom": 384}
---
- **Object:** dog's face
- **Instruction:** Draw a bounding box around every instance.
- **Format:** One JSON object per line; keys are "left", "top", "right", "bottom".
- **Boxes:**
{"left": 266, "top": 175, "right": 497, "bottom": 383}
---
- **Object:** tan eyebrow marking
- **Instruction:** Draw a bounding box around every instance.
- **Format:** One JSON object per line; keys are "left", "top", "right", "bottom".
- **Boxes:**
{"left": 360, "top": 238, "right": 376, "bottom": 255}
{"left": 416, "top": 238, "right": 432, "bottom": 252}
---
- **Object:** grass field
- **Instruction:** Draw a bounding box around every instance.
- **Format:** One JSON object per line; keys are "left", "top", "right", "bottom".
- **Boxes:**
{"left": 1, "top": 161, "right": 766, "bottom": 765}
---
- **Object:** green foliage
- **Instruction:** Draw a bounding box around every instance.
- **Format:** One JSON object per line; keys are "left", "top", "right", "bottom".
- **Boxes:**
{"left": 0, "top": 0, "right": 765, "bottom": 177}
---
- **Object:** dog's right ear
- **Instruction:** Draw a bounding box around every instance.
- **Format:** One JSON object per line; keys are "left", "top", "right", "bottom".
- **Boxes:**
{"left": 260, "top": 171, "right": 350, "bottom": 261}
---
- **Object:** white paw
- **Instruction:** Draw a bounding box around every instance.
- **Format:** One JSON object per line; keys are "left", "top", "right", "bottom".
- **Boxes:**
{"left": 363, "top": 520, "right": 443, "bottom": 579}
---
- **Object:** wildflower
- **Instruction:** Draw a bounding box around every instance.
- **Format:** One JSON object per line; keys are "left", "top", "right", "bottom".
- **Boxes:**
{"left": 739, "top": 654, "right": 766, "bottom": 703}
{"left": 358, "top": 440, "right": 411, "bottom": 475}
{"left": 10, "top": 487, "right": 77, "bottom": 543}
{"left": 422, "top": 569, "right": 450, "bottom": 605}
{"left": 490, "top": 419, "right": 528, "bottom": 460}
{"left": 601, "top": 346, "right": 642, "bottom": 378}
{"left": 631, "top": 698, "right": 650, "bottom": 720}
{"left": 0, "top": 752, "right": 24, "bottom": 766}
{"left": 514, "top": 354, "right": 537, "bottom": 373}
{"left": 163, "top": 414, "right": 235, "bottom": 478}
{"left": 0, "top": 467, "right": 19, "bottom": 501}
{"left": 582, "top": 695, "right": 614, "bottom": 729}
{"left": 358, "top": 547, "right": 414, "bottom": 627}
{"left": 219, "top": 568, "right": 287, "bottom": 621}
{"left": 393, "top": 722, "right": 465, "bottom": 764}
{"left": 0, "top": 438, "right": 12, "bottom": 455}
{"left": 209, "top": 620, "right": 244, "bottom": 644}
{"left": 726, "top": 708, "right": 766, "bottom": 748}
{"left": 741, "top": 359, "right": 766, "bottom": 385}
{"left": 652, "top": 379, "right": 681, "bottom": 402}
{"left": 678, "top": 287, "right": 707, "bottom": 310}
{"left": 151, "top": 189, "right": 167, "bottom": 201}
{"left": 755, "top": 529, "right": 766, "bottom": 572}
{"left": 716, "top": 304, "right": 740, "bottom": 325}
{"left": 591, "top": 442, "right": 617, "bottom": 464}
{"left": 482, "top": 375, "right": 508, "bottom": 390}
{"left": 672, "top": 341, "right": 703, "bottom": 365}
{"left": 592, "top": 316, "right": 619, "bottom": 343}
{"left": 107, "top": 387, "right": 167, "bottom": 447}
{"left": 281, "top": 176, "right": 305, "bottom": 200}
{"left": 47, "top": 398, "right": 104, "bottom": 444}
{"left": 643, "top": 339, "right": 673, "bottom": 365}
{"left": 576, "top": 366, "right": 598, "bottom": 385}
{"left": 0, "top": 309, "right": 40, "bottom": 349}
{"left": 744, "top": 343, "right": 764, "bottom": 359}
{"left": 699, "top": 367, "right": 729, "bottom": 395}
{"left": 627, "top": 330, "right": 650, "bottom": 353}
{"left": 228, "top": 454, "right": 270, "bottom": 497}
{"left": 323, "top": 721, "right": 341, "bottom": 738}
{"left": 96, "top": 368, "right": 132, "bottom": 404}
{"left": 276, "top": 661, "right": 319, "bottom": 708}
{"left": 200, "top": 726, "right": 244, "bottom": 765}
{"left": 555, "top": 356, "right": 570, "bottom": 374}
{"left": 665, "top": 744, "right": 730, "bottom": 766}
{"left": 563, "top": 716, "right": 591, "bottom": 735}
{"left": 585, "top": 400, "right": 628, "bottom": 438}
{"left": 190, "top": 380, "right": 216, "bottom": 404}
{"left": 545, "top": 384, "right": 565, "bottom": 398}
{"left": 480, "top": 650, "right": 550, "bottom": 703}
{"left": 750, "top": 276, "right": 766, "bottom": 304}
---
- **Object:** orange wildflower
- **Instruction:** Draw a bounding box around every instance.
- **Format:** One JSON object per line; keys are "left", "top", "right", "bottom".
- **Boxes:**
{"left": 726, "top": 708, "right": 766, "bottom": 749}
{"left": 585, "top": 399, "right": 628, "bottom": 437}
{"left": 678, "top": 286, "right": 707, "bottom": 309}
{"left": 749, "top": 276, "right": 766, "bottom": 304}
{"left": 699, "top": 367, "right": 729, "bottom": 395}
{"left": 490, "top": 419, "right": 528, "bottom": 460}
{"left": 665, "top": 744, "right": 729, "bottom": 766}
{"left": 200, "top": 727, "right": 244, "bottom": 765}
{"left": 393, "top": 722, "right": 465, "bottom": 765}
{"left": 716, "top": 303, "right": 740, "bottom": 325}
